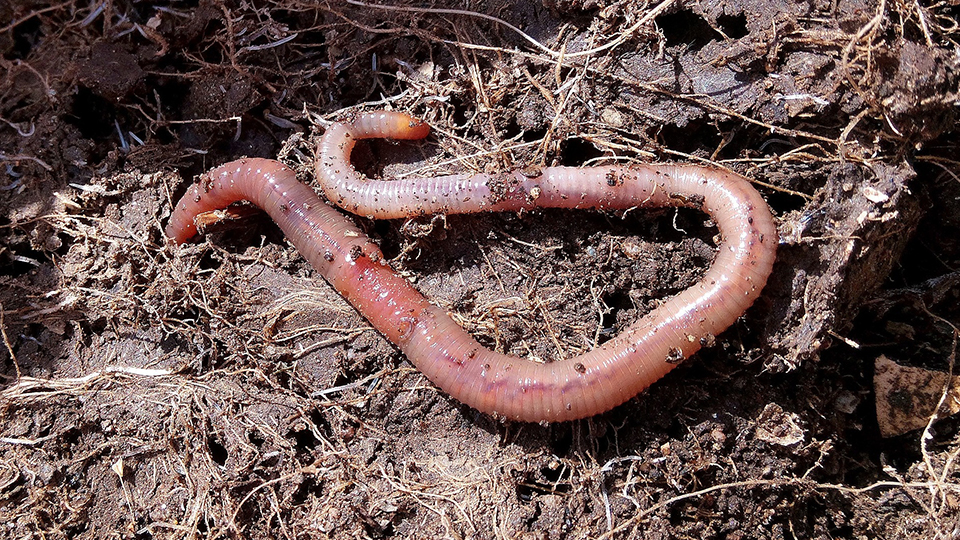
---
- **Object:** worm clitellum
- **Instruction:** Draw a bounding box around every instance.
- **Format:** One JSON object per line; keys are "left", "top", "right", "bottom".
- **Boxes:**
{"left": 167, "top": 111, "right": 777, "bottom": 422}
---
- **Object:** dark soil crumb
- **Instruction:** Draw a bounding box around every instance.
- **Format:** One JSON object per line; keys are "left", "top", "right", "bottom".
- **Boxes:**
{"left": 1, "top": 1, "right": 958, "bottom": 539}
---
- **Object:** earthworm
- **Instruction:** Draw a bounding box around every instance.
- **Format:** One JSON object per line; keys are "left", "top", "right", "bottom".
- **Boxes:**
{"left": 167, "top": 111, "right": 777, "bottom": 422}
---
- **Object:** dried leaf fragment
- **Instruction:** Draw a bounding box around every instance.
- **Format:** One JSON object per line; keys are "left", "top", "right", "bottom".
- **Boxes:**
{"left": 755, "top": 403, "right": 805, "bottom": 447}
{"left": 874, "top": 355, "right": 960, "bottom": 438}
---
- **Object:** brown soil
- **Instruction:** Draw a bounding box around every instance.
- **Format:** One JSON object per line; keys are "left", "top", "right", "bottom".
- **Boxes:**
{"left": 1, "top": 1, "right": 959, "bottom": 538}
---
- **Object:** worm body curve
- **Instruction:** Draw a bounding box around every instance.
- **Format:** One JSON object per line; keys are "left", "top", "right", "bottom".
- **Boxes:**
{"left": 167, "top": 111, "right": 777, "bottom": 422}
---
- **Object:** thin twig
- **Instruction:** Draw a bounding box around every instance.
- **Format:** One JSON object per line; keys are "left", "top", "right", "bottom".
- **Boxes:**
{"left": 343, "top": 0, "right": 675, "bottom": 59}
{"left": 0, "top": 303, "right": 20, "bottom": 380}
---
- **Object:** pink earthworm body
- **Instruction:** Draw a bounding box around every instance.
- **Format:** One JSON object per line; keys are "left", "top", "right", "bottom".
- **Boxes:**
{"left": 167, "top": 111, "right": 777, "bottom": 423}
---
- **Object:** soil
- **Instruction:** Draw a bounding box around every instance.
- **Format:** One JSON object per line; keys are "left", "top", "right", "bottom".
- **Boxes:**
{"left": 1, "top": 1, "right": 959, "bottom": 539}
